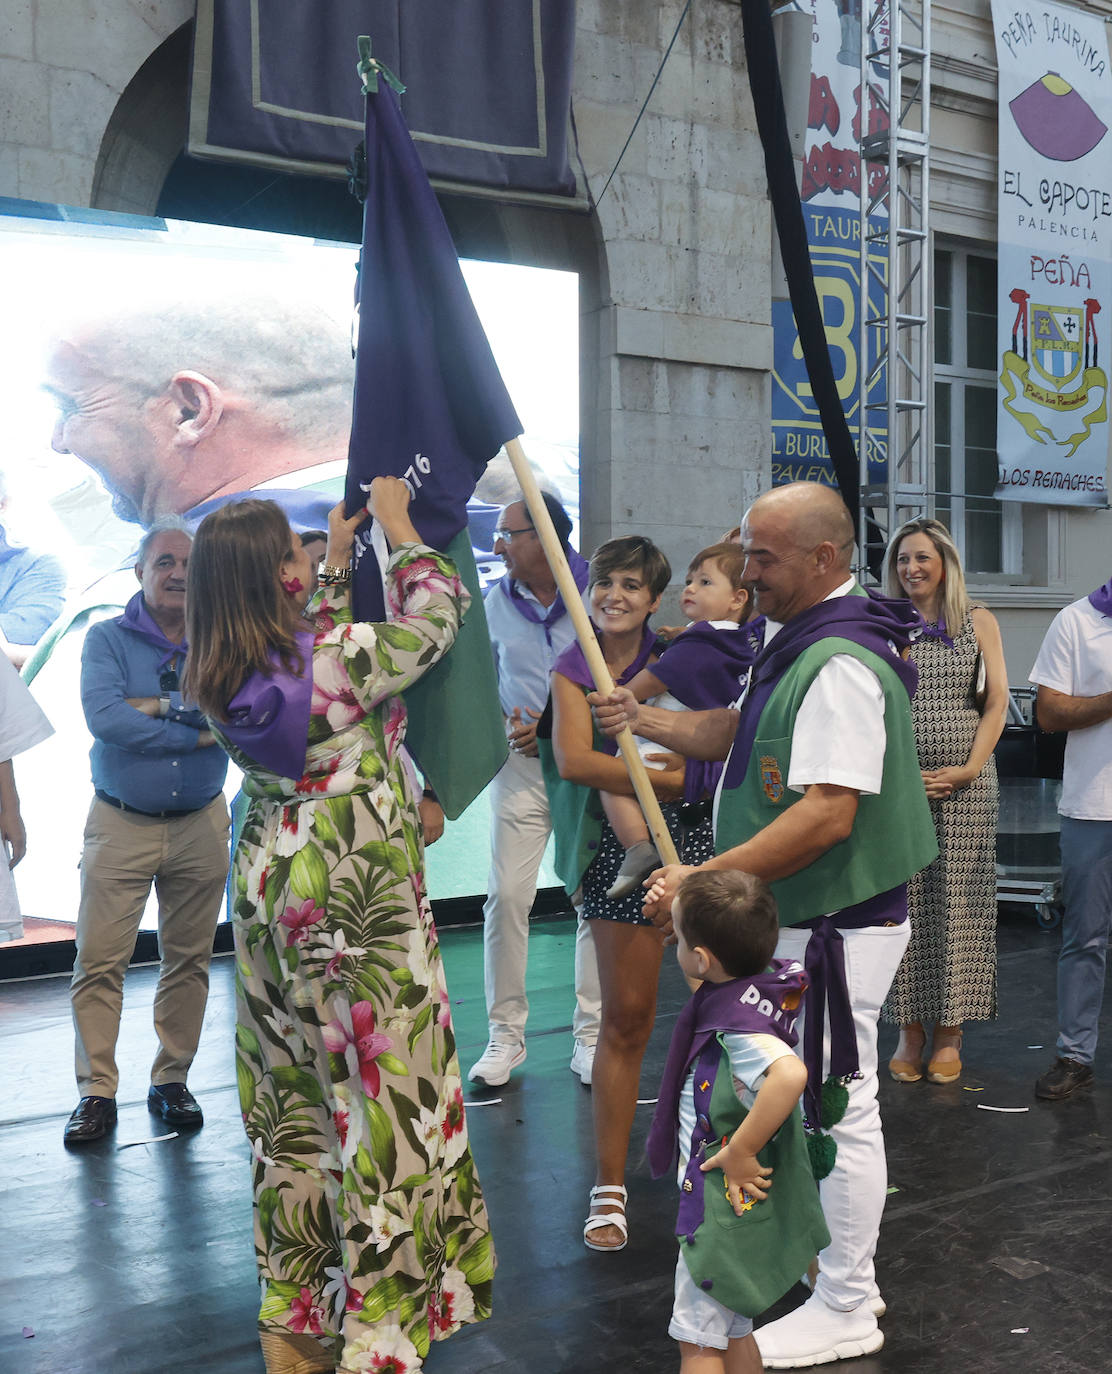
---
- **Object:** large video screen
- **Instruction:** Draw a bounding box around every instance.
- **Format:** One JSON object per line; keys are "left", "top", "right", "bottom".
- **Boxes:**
{"left": 0, "top": 204, "right": 578, "bottom": 935}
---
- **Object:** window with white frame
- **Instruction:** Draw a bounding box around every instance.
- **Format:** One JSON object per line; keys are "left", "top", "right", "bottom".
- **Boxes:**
{"left": 933, "top": 244, "right": 1021, "bottom": 575}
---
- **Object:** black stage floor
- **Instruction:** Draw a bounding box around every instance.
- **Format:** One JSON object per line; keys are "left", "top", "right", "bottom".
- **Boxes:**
{"left": 2, "top": 910, "right": 1110, "bottom": 1374}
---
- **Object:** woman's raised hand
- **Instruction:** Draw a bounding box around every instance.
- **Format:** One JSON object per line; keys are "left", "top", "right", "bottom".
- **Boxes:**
{"left": 326, "top": 499, "right": 369, "bottom": 564}
{"left": 367, "top": 476, "right": 422, "bottom": 548}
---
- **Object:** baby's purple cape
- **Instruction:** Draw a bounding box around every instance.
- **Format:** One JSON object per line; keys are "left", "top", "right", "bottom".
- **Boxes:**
{"left": 652, "top": 619, "right": 765, "bottom": 802}
{"left": 219, "top": 628, "right": 316, "bottom": 779}
{"left": 651, "top": 618, "right": 765, "bottom": 710}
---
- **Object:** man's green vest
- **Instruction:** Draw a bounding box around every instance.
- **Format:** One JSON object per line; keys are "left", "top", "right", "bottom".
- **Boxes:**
{"left": 715, "top": 637, "right": 937, "bottom": 925}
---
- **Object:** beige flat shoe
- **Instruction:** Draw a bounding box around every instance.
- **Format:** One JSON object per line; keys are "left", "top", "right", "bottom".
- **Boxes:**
{"left": 259, "top": 1331, "right": 335, "bottom": 1374}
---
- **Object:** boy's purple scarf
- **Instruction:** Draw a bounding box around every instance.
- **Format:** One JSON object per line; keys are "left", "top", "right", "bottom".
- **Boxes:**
{"left": 498, "top": 548, "right": 589, "bottom": 645}
{"left": 646, "top": 959, "right": 807, "bottom": 1181}
{"left": 219, "top": 629, "right": 316, "bottom": 779}
{"left": 1089, "top": 578, "right": 1112, "bottom": 617}
{"left": 118, "top": 591, "right": 186, "bottom": 670}
{"left": 721, "top": 589, "right": 920, "bottom": 793}
{"left": 653, "top": 618, "right": 766, "bottom": 801}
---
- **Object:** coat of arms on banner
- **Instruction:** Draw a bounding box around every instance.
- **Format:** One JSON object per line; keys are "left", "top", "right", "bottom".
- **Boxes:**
{"left": 1000, "top": 290, "right": 1108, "bottom": 458}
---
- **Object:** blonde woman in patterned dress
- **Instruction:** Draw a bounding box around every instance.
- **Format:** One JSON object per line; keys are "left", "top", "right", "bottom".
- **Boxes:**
{"left": 183, "top": 481, "right": 492, "bottom": 1374}
{"left": 881, "top": 518, "right": 1009, "bottom": 1085}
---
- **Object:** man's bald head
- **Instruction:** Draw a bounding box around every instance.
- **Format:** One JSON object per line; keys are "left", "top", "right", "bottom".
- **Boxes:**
{"left": 739, "top": 482, "right": 858, "bottom": 622}
{"left": 746, "top": 483, "right": 856, "bottom": 570}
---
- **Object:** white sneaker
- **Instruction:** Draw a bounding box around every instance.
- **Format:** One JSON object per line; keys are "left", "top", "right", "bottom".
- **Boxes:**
{"left": 800, "top": 1270, "right": 886, "bottom": 1318}
{"left": 570, "top": 1041, "right": 595, "bottom": 1086}
{"left": 755, "top": 1292, "right": 883, "bottom": 1368}
{"left": 468, "top": 1038, "right": 526, "bottom": 1087}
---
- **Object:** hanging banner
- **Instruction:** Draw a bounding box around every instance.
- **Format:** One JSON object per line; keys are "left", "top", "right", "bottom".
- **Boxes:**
{"left": 992, "top": 0, "right": 1111, "bottom": 506}
{"left": 189, "top": 0, "right": 579, "bottom": 200}
{"left": 772, "top": 0, "right": 889, "bottom": 488}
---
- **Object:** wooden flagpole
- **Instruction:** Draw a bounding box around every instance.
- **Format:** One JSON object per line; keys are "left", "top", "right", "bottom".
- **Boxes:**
{"left": 503, "top": 437, "right": 680, "bottom": 867}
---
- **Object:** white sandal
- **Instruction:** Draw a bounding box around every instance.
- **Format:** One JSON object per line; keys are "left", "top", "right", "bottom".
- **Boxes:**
{"left": 583, "top": 1183, "right": 629, "bottom": 1252}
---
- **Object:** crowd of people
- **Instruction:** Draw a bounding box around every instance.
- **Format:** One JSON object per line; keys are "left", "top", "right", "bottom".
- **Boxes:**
{"left": 5, "top": 465, "right": 1109, "bottom": 1373}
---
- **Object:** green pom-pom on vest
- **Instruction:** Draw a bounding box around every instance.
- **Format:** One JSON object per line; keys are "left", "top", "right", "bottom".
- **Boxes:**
{"left": 807, "top": 1129, "right": 837, "bottom": 1180}
{"left": 821, "top": 1075, "right": 849, "bottom": 1129}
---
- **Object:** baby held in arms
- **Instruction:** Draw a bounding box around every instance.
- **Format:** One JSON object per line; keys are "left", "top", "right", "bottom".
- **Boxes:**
{"left": 603, "top": 542, "right": 763, "bottom": 899}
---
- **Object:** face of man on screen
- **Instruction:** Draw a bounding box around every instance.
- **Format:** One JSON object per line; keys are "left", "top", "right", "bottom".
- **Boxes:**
{"left": 44, "top": 337, "right": 162, "bottom": 525}
{"left": 43, "top": 296, "right": 355, "bottom": 528}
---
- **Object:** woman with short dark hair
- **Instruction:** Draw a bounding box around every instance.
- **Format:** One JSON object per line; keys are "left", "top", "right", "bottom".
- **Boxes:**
{"left": 542, "top": 535, "right": 713, "bottom": 1252}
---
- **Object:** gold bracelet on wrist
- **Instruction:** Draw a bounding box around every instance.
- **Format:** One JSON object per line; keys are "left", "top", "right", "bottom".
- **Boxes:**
{"left": 318, "top": 563, "right": 352, "bottom": 586}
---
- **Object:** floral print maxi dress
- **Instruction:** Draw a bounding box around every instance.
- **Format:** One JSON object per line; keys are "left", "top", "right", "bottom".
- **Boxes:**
{"left": 220, "top": 543, "right": 493, "bottom": 1374}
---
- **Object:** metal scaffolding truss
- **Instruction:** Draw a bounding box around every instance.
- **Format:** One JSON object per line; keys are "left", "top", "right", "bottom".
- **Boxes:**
{"left": 856, "top": 0, "right": 931, "bottom": 578}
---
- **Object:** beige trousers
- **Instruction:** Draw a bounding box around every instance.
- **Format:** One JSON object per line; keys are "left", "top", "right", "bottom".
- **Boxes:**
{"left": 70, "top": 794, "right": 230, "bottom": 1098}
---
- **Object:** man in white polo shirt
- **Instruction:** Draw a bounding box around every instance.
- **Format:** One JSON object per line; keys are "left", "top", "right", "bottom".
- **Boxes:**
{"left": 468, "top": 492, "right": 601, "bottom": 1088}
{"left": 1030, "top": 578, "right": 1112, "bottom": 1100}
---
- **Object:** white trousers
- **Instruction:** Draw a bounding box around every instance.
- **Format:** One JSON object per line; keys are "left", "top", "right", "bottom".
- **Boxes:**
{"left": 483, "top": 749, "right": 600, "bottom": 1045}
{"left": 776, "top": 920, "right": 911, "bottom": 1312}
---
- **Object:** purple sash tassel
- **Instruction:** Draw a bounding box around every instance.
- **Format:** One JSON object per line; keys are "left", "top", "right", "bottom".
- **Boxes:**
{"left": 795, "top": 884, "right": 908, "bottom": 1128}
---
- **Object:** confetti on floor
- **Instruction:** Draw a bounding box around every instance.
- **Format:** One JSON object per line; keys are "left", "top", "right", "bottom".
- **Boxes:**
{"left": 22, "top": 1327, "right": 34, "bottom": 1339}
{"left": 1011, "top": 1328, "right": 1030, "bottom": 1334}
{"left": 90, "top": 1199, "right": 107, "bottom": 1207}
{"left": 117, "top": 1132, "right": 178, "bottom": 1149}
{"left": 976, "top": 1104, "right": 1030, "bottom": 1113}
{"left": 636, "top": 1097, "right": 660, "bottom": 1106}
{"left": 962, "top": 1085, "right": 985, "bottom": 1092}
{"left": 463, "top": 1098, "right": 503, "bottom": 1107}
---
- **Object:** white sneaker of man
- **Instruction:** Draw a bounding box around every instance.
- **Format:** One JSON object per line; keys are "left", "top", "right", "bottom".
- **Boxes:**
{"left": 468, "top": 1038, "right": 526, "bottom": 1087}
{"left": 569, "top": 1040, "right": 595, "bottom": 1086}
{"left": 755, "top": 1291, "right": 883, "bottom": 1368}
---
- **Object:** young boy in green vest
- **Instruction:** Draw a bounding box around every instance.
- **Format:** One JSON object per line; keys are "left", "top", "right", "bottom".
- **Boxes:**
{"left": 647, "top": 871, "right": 829, "bottom": 1374}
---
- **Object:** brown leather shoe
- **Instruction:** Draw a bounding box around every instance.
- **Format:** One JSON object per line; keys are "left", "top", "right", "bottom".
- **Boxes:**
{"left": 63, "top": 1096, "right": 117, "bottom": 1146}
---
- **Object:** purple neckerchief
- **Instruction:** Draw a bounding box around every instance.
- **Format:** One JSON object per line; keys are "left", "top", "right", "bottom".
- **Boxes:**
{"left": 646, "top": 961, "right": 808, "bottom": 1243}
{"left": 796, "top": 884, "right": 908, "bottom": 1130}
{"left": 499, "top": 547, "right": 589, "bottom": 646}
{"left": 913, "top": 611, "right": 954, "bottom": 650}
{"left": 646, "top": 960, "right": 806, "bottom": 1178}
{"left": 118, "top": 591, "right": 186, "bottom": 670}
{"left": 722, "top": 588, "right": 920, "bottom": 793}
{"left": 653, "top": 618, "right": 766, "bottom": 802}
{"left": 554, "top": 620, "right": 658, "bottom": 757}
{"left": 219, "top": 629, "right": 316, "bottom": 778}
{"left": 1089, "top": 579, "right": 1112, "bottom": 617}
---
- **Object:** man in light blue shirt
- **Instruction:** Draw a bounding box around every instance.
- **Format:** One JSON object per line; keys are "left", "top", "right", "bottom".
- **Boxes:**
{"left": 469, "top": 493, "right": 601, "bottom": 1087}
{"left": 64, "top": 522, "right": 230, "bottom": 1147}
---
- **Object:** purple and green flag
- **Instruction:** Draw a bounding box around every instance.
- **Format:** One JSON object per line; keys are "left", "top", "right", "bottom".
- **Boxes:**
{"left": 345, "top": 51, "right": 521, "bottom": 817}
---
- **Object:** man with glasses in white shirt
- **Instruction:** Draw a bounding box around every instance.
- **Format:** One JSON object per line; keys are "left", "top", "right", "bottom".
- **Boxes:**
{"left": 468, "top": 493, "right": 601, "bottom": 1087}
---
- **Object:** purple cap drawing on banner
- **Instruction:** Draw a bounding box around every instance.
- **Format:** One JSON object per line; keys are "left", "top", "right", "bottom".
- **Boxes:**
{"left": 1009, "top": 73, "right": 1108, "bottom": 162}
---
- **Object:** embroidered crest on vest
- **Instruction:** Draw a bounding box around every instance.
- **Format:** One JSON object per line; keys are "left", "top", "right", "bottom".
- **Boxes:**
{"left": 760, "top": 755, "right": 785, "bottom": 803}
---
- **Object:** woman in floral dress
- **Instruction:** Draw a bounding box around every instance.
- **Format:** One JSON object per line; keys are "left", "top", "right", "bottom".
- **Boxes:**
{"left": 184, "top": 480, "right": 492, "bottom": 1374}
